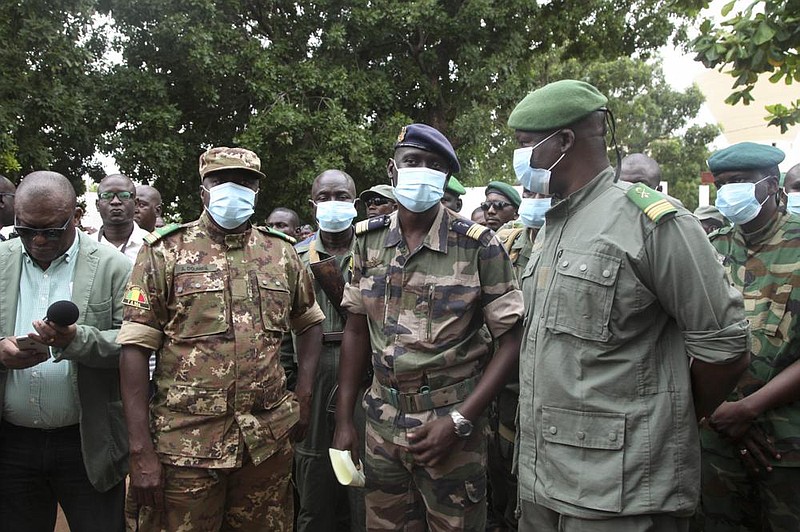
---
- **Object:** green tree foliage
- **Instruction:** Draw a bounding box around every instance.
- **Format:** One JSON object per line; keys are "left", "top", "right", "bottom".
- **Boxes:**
{"left": 0, "top": 0, "right": 109, "bottom": 192}
{"left": 692, "top": 0, "right": 800, "bottom": 132}
{"left": 99, "top": 0, "right": 707, "bottom": 222}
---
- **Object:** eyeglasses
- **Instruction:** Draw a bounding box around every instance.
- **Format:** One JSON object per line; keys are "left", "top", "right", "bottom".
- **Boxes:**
{"left": 14, "top": 216, "right": 72, "bottom": 240}
{"left": 365, "top": 197, "right": 393, "bottom": 207}
{"left": 480, "top": 200, "right": 514, "bottom": 211}
{"left": 98, "top": 191, "right": 135, "bottom": 202}
{"left": 0, "top": 193, "right": 14, "bottom": 198}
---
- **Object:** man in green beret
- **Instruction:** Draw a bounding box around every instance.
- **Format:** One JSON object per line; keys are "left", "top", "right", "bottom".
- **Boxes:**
{"left": 481, "top": 181, "right": 520, "bottom": 231}
{"left": 509, "top": 79, "right": 751, "bottom": 531}
{"left": 698, "top": 142, "right": 800, "bottom": 531}
{"left": 441, "top": 176, "right": 466, "bottom": 212}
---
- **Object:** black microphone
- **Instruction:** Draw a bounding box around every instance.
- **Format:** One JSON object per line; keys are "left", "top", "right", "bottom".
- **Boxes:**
{"left": 44, "top": 300, "right": 80, "bottom": 327}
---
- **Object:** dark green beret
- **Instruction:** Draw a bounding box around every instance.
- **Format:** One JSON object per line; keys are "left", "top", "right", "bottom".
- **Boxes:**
{"left": 446, "top": 176, "right": 466, "bottom": 196}
{"left": 707, "top": 142, "right": 785, "bottom": 175}
{"left": 485, "top": 180, "right": 521, "bottom": 209}
{"left": 508, "top": 80, "right": 608, "bottom": 132}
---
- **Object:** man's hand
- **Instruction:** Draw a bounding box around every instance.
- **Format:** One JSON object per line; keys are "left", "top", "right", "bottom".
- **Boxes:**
{"left": 289, "top": 391, "right": 312, "bottom": 442}
{"left": 407, "top": 416, "right": 459, "bottom": 468}
{"left": 0, "top": 336, "right": 49, "bottom": 369}
{"left": 332, "top": 419, "right": 361, "bottom": 465}
{"left": 708, "top": 399, "right": 757, "bottom": 441}
{"left": 129, "top": 448, "right": 165, "bottom": 510}
{"left": 736, "top": 426, "right": 780, "bottom": 474}
{"left": 30, "top": 319, "right": 77, "bottom": 350}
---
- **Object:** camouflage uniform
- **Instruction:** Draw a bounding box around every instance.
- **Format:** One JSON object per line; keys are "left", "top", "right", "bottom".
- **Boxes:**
{"left": 287, "top": 231, "right": 367, "bottom": 532}
{"left": 517, "top": 170, "right": 750, "bottom": 528}
{"left": 488, "top": 225, "right": 535, "bottom": 531}
{"left": 341, "top": 209, "right": 524, "bottom": 532}
{"left": 699, "top": 212, "right": 800, "bottom": 531}
{"left": 117, "top": 212, "right": 324, "bottom": 532}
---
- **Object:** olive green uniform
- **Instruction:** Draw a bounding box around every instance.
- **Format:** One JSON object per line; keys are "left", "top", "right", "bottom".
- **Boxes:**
{"left": 517, "top": 169, "right": 750, "bottom": 531}
{"left": 342, "top": 209, "right": 524, "bottom": 532}
{"left": 288, "top": 231, "right": 367, "bottom": 532}
{"left": 118, "top": 213, "right": 324, "bottom": 531}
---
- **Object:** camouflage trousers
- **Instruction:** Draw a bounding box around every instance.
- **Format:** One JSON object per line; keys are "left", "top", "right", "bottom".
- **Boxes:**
{"left": 125, "top": 439, "right": 293, "bottom": 532}
{"left": 519, "top": 499, "right": 690, "bottom": 532}
{"left": 364, "top": 418, "right": 487, "bottom": 532}
{"left": 696, "top": 449, "right": 800, "bottom": 531}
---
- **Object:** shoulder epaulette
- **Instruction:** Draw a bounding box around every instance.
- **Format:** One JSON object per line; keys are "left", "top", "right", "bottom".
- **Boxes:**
{"left": 625, "top": 184, "right": 677, "bottom": 223}
{"left": 256, "top": 225, "right": 297, "bottom": 245}
{"left": 294, "top": 233, "right": 315, "bottom": 252}
{"left": 143, "top": 223, "right": 183, "bottom": 245}
{"left": 355, "top": 215, "right": 391, "bottom": 235}
{"left": 451, "top": 218, "right": 492, "bottom": 246}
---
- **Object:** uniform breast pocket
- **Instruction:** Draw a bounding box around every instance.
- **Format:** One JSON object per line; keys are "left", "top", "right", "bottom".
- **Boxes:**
{"left": 541, "top": 406, "right": 625, "bottom": 513}
{"left": 173, "top": 272, "right": 228, "bottom": 339}
{"left": 256, "top": 274, "right": 291, "bottom": 332}
{"left": 550, "top": 249, "right": 620, "bottom": 342}
{"left": 744, "top": 289, "right": 789, "bottom": 338}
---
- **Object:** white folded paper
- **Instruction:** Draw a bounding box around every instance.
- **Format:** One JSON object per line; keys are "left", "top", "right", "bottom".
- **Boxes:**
{"left": 328, "top": 448, "right": 366, "bottom": 487}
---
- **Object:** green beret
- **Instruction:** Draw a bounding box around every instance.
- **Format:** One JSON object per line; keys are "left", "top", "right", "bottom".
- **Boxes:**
{"left": 485, "top": 180, "right": 521, "bottom": 209}
{"left": 693, "top": 205, "right": 729, "bottom": 226}
{"left": 707, "top": 142, "right": 785, "bottom": 175}
{"left": 446, "top": 176, "right": 466, "bottom": 196}
{"left": 508, "top": 80, "right": 608, "bottom": 132}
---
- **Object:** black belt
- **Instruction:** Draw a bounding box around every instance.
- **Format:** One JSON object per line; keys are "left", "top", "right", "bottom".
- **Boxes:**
{"left": 1, "top": 419, "right": 79, "bottom": 434}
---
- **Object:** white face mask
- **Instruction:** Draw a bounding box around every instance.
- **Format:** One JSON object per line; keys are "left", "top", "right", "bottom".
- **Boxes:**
{"left": 315, "top": 200, "right": 357, "bottom": 233}
{"left": 393, "top": 166, "right": 447, "bottom": 213}
{"left": 512, "top": 130, "right": 565, "bottom": 195}
{"left": 518, "top": 197, "right": 551, "bottom": 229}
{"left": 203, "top": 182, "right": 257, "bottom": 229}
{"left": 715, "top": 176, "right": 770, "bottom": 225}
{"left": 786, "top": 191, "right": 800, "bottom": 216}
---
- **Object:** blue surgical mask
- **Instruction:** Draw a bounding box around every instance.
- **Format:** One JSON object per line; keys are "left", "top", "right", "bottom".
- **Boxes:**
{"left": 786, "top": 192, "right": 800, "bottom": 216}
{"left": 518, "top": 197, "right": 551, "bottom": 229}
{"left": 315, "top": 200, "right": 357, "bottom": 233}
{"left": 715, "top": 176, "right": 770, "bottom": 225}
{"left": 203, "top": 182, "right": 257, "bottom": 229}
{"left": 512, "top": 130, "right": 564, "bottom": 195}
{"left": 393, "top": 166, "right": 447, "bottom": 213}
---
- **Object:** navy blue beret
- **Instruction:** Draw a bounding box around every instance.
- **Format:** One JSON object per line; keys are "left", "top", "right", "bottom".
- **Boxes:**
{"left": 394, "top": 123, "right": 461, "bottom": 174}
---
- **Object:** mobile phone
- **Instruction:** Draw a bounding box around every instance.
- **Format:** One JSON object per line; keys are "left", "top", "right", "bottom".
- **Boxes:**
{"left": 15, "top": 336, "right": 50, "bottom": 357}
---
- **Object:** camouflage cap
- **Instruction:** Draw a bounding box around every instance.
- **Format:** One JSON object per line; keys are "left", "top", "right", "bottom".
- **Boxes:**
{"left": 508, "top": 79, "right": 608, "bottom": 132}
{"left": 199, "top": 147, "right": 265, "bottom": 179}
{"left": 359, "top": 184, "right": 396, "bottom": 202}
{"left": 707, "top": 142, "right": 785, "bottom": 175}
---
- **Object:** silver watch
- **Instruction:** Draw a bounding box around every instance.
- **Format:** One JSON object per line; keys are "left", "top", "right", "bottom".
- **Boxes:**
{"left": 450, "top": 409, "right": 473, "bottom": 438}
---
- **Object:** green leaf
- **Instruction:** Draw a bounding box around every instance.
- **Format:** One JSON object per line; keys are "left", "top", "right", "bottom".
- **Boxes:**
{"left": 752, "top": 22, "right": 776, "bottom": 45}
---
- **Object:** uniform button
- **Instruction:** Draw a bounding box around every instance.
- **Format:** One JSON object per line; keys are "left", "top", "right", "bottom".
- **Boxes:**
{"left": 579, "top": 264, "right": 587, "bottom": 272}
{"left": 29, "top": 397, "right": 35, "bottom": 403}
{"left": 31, "top": 371, "right": 38, "bottom": 377}
{"left": 549, "top": 426, "right": 557, "bottom": 435}
{"left": 576, "top": 431, "right": 585, "bottom": 440}
{"left": 561, "top": 261, "right": 569, "bottom": 268}
{"left": 194, "top": 283, "right": 202, "bottom": 288}
{"left": 177, "top": 287, "right": 183, "bottom": 293}
{"left": 33, "top": 420, "right": 40, "bottom": 425}
{"left": 608, "top": 432, "right": 617, "bottom": 442}
{"left": 602, "top": 269, "right": 611, "bottom": 278}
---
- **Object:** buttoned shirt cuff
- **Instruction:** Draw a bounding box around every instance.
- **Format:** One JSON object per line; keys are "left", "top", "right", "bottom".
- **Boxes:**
{"left": 117, "top": 322, "right": 164, "bottom": 351}
{"left": 684, "top": 319, "right": 751, "bottom": 364}
{"left": 483, "top": 289, "right": 524, "bottom": 339}
{"left": 290, "top": 303, "right": 325, "bottom": 335}
{"left": 341, "top": 283, "right": 366, "bottom": 315}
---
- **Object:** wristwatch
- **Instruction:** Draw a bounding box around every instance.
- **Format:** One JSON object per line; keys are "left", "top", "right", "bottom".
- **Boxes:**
{"left": 450, "top": 409, "right": 473, "bottom": 438}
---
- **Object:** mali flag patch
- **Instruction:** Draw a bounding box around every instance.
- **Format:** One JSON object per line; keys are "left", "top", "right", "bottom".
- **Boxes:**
{"left": 122, "top": 286, "right": 151, "bottom": 310}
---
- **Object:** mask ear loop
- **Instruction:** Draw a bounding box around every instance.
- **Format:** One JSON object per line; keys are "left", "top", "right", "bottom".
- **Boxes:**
{"left": 605, "top": 108, "right": 623, "bottom": 183}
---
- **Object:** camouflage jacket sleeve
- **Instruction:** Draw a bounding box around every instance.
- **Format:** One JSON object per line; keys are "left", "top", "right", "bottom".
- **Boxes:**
{"left": 341, "top": 237, "right": 366, "bottom": 315}
{"left": 479, "top": 233, "right": 524, "bottom": 338}
{"left": 117, "top": 242, "right": 171, "bottom": 350}
{"left": 643, "top": 212, "right": 750, "bottom": 363}
{"left": 285, "top": 244, "right": 325, "bottom": 334}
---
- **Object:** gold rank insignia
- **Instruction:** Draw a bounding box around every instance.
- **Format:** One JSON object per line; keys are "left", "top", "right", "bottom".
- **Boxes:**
{"left": 122, "top": 286, "right": 151, "bottom": 310}
{"left": 397, "top": 126, "right": 407, "bottom": 143}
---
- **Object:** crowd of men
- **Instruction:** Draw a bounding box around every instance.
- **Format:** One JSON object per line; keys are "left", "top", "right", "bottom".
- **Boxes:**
{"left": 0, "top": 78, "right": 799, "bottom": 532}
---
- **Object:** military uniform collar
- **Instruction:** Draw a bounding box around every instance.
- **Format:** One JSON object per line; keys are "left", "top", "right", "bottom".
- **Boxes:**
{"left": 549, "top": 166, "right": 615, "bottom": 217}
{"left": 384, "top": 207, "right": 450, "bottom": 254}
{"left": 311, "top": 229, "right": 356, "bottom": 257}
{"left": 736, "top": 210, "right": 785, "bottom": 247}
{"left": 198, "top": 211, "right": 250, "bottom": 248}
